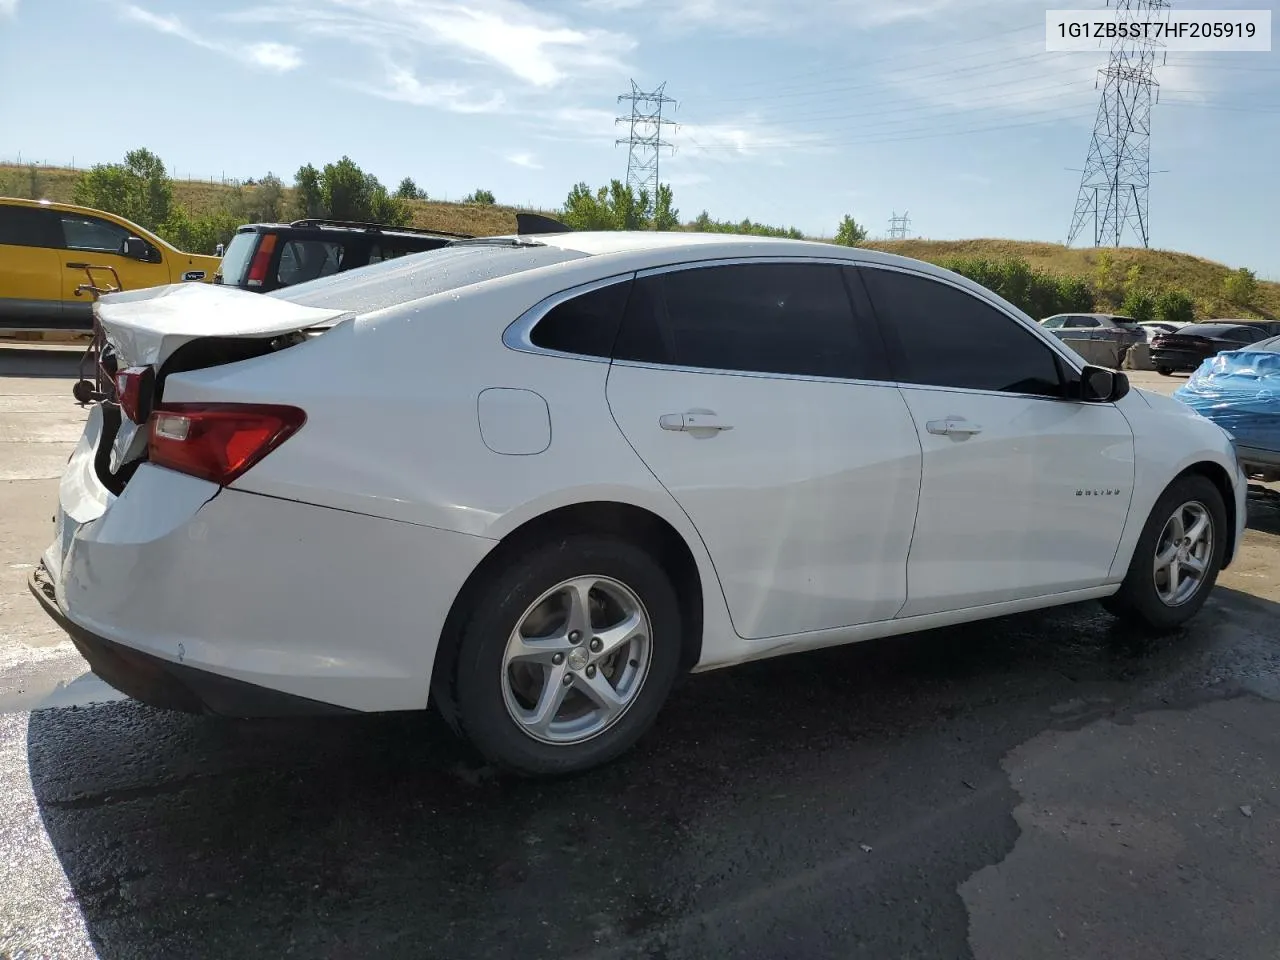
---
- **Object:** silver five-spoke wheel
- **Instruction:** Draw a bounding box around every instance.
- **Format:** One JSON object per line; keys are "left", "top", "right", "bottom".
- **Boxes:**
{"left": 502, "top": 576, "right": 652, "bottom": 744}
{"left": 1153, "top": 500, "right": 1213, "bottom": 607}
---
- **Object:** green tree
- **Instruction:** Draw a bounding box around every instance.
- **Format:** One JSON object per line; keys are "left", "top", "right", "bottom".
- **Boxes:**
{"left": 1224, "top": 267, "right": 1258, "bottom": 306}
{"left": 834, "top": 214, "right": 867, "bottom": 247}
{"left": 73, "top": 147, "right": 173, "bottom": 231}
{"left": 291, "top": 157, "right": 409, "bottom": 225}
{"left": 1156, "top": 288, "right": 1196, "bottom": 326}
{"left": 561, "top": 180, "right": 661, "bottom": 230}
{"left": 1122, "top": 288, "right": 1157, "bottom": 324}
{"left": 227, "top": 172, "right": 286, "bottom": 225}
{"left": 653, "top": 183, "right": 679, "bottom": 231}
{"left": 395, "top": 177, "right": 427, "bottom": 201}
{"left": 464, "top": 188, "right": 496, "bottom": 205}
{"left": 689, "top": 208, "right": 802, "bottom": 239}
{"left": 940, "top": 255, "right": 1094, "bottom": 318}
{"left": 157, "top": 207, "right": 242, "bottom": 255}
{"left": 292, "top": 163, "right": 324, "bottom": 219}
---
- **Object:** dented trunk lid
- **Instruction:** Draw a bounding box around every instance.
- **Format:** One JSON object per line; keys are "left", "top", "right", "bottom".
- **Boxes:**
{"left": 95, "top": 282, "right": 353, "bottom": 370}
{"left": 93, "top": 282, "right": 352, "bottom": 482}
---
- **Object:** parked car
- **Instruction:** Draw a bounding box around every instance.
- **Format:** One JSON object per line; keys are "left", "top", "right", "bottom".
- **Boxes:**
{"left": 213, "top": 219, "right": 466, "bottom": 293}
{"left": 1149, "top": 322, "right": 1271, "bottom": 375}
{"left": 1175, "top": 334, "right": 1280, "bottom": 481}
{"left": 1140, "top": 321, "right": 1179, "bottom": 341}
{"left": 0, "top": 197, "right": 219, "bottom": 332}
{"left": 31, "top": 233, "right": 1245, "bottom": 776}
{"left": 1041, "top": 313, "right": 1145, "bottom": 348}
{"left": 1200, "top": 318, "right": 1280, "bottom": 339}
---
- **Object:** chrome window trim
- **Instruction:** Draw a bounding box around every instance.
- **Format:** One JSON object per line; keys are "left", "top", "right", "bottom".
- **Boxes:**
{"left": 501, "top": 272, "right": 636, "bottom": 364}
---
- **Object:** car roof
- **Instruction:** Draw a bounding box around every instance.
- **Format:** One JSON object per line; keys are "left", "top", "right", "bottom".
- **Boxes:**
{"left": 1185, "top": 323, "right": 1254, "bottom": 335}
{"left": 0, "top": 195, "right": 174, "bottom": 249}
{"left": 1, "top": 195, "right": 144, "bottom": 220}
{"left": 238, "top": 220, "right": 462, "bottom": 240}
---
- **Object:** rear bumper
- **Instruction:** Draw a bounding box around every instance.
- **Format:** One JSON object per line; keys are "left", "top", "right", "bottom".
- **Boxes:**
{"left": 41, "top": 407, "right": 497, "bottom": 714}
{"left": 1149, "top": 349, "right": 1209, "bottom": 371}
{"left": 29, "top": 562, "right": 351, "bottom": 716}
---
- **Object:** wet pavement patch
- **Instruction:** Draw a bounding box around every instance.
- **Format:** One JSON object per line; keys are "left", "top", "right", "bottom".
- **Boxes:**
{"left": 961, "top": 695, "right": 1280, "bottom": 960}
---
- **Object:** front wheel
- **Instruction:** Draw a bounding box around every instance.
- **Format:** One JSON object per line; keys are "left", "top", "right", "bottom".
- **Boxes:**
{"left": 1156, "top": 365, "right": 1174, "bottom": 376}
{"left": 449, "top": 535, "right": 683, "bottom": 777}
{"left": 1101, "top": 474, "right": 1226, "bottom": 631}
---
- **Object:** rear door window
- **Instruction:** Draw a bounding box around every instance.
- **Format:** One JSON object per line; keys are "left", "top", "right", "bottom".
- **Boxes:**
{"left": 0, "top": 205, "right": 63, "bottom": 248}
{"left": 613, "top": 261, "right": 870, "bottom": 380}
{"left": 277, "top": 239, "right": 346, "bottom": 286}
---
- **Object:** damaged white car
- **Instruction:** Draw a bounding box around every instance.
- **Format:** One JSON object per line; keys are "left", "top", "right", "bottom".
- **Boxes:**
{"left": 32, "top": 232, "right": 1246, "bottom": 776}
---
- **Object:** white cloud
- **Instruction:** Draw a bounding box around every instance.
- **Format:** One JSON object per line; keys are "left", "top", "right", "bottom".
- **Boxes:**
{"left": 0, "top": 0, "right": 18, "bottom": 16}
{"left": 247, "top": 42, "right": 304, "bottom": 72}
{"left": 122, "top": 4, "right": 302, "bottom": 72}
{"left": 348, "top": 63, "right": 506, "bottom": 112}
{"left": 228, "top": 1, "right": 633, "bottom": 88}
{"left": 505, "top": 151, "right": 543, "bottom": 169}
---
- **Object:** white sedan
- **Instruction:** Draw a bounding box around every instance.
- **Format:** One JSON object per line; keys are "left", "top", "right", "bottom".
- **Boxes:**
{"left": 32, "top": 232, "right": 1246, "bottom": 776}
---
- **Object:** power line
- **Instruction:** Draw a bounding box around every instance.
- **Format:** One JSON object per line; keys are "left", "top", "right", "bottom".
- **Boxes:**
{"left": 615, "top": 81, "right": 677, "bottom": 207}
{"left": 888, "top": 211, "right": 912, "bottom": 240}
{"left": 1068, "top": 0, "right": 1170, "bottom": 249}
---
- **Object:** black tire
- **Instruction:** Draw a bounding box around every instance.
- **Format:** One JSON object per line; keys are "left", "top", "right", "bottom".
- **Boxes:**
{"left": 1156, "top": 366, "right": 1173, "bottom": 376}
{"left": 449, "top": 534, "right": 683, "bottom": 777}
{"left": 1101, "top": 474, "right": 1226, "bottom": 631}
{"left": 72, "top": 380, "right": 95, "bottom": 403}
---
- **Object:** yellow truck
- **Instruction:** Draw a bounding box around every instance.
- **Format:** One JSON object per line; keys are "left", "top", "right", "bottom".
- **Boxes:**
{"left": 0, "top": 197, "right": 221, "bottom": 332}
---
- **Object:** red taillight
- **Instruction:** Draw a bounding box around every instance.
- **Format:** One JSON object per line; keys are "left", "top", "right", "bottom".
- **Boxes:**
{"left": 147, "top": 403, "right": 306, "bottom": 486}
{"left": 245, "top": 234, "right": 278, "bottom": 288}
{"left": 114, "top": 365, "right": 155, "bottom": 423}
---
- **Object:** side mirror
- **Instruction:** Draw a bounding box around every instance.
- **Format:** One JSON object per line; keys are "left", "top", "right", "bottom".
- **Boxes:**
{"left": 215, "top": 243, "right": 225, "bottom": 257}
{"left": 121, "top": 236, "right": 149, "bottom": 260}
{"left": 1080, "top": 365, "right": 1130, "bottom": 402}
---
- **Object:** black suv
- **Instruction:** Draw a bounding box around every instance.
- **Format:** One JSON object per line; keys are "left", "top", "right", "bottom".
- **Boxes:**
{"left": 213, "top": 219, "right": 467, "bottom": 293}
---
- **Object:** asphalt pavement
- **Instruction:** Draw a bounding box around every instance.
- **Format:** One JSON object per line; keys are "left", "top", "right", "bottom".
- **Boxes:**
{"left": 1, "top": 349, "right": 1278, "bottom": 960}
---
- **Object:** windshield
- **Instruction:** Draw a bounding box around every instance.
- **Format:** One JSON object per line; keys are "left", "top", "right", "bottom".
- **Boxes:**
{"left": 215, "top": 231, "right": 258, "bottom": 286}
{"left": 272, "top": 242, "right": 588, "bottom": 314}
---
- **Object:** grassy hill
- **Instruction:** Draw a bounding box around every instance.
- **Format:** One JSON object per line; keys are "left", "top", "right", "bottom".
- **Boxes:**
{"left": 868, "top": 238, "right": 1280, "bottom": 321}
{"left": 4, "top": 163, "right": 1276, "bottom": 320}
{"left": 0, "top": 163, "right": 548, "bottom": 236}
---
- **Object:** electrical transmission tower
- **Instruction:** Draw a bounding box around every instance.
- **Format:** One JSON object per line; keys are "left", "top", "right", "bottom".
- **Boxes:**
{"left": 1067, "top": 0, "right": 1169, "bottom": 249}
{"left": 615, "top": 81, "right": 677, "bottom": 202}
{"left": 888, "top": 211, "right": 911, "bottom": 240}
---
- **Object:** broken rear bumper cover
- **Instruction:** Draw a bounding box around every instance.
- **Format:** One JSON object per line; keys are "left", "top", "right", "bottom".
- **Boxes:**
{"left": 29, "top": 561, "right": 353, "bottom": 717}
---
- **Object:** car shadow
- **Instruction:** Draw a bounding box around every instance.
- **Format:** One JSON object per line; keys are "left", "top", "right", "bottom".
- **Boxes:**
{"left": 26, "top": 585, "right": 1274, "bottom": 960}
{"left": 0, "top": 345, "right": 86, "bottom": 379}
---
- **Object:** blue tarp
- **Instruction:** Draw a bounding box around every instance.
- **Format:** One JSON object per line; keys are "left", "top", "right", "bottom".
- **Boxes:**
{"left": 1174, "top": 348, "right": 1280, "bottom": 452}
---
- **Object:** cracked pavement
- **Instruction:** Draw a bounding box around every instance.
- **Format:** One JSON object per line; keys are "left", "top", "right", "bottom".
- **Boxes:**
{"left": 1, "top": 348, "right": 1278, "bottom": 959}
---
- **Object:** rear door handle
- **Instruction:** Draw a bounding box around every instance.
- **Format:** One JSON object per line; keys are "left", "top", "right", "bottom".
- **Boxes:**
{"left": 926, "top": 418, "right": 982, "bottom": 437}
{"left": 660, "top": 413, "right": 733, "bottom": 432}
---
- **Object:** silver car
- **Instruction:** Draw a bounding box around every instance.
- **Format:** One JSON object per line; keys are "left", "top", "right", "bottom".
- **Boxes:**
{"left": 1041, "top": 313, "right": 1145, "bottom": 348}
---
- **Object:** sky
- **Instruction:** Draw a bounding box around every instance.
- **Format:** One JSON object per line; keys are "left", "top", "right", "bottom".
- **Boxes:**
{"left": 0, "top": 0, "right": 1277, "bottom": 276}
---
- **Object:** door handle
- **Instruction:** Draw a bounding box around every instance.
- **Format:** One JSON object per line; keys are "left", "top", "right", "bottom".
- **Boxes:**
{"left": 925, "top": 418, "right": 982, "bottom": 437}
{"left": 660, "top": 413, "right": 733, "bottom": 433}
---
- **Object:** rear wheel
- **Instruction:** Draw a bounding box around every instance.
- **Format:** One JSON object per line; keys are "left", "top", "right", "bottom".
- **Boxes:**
{"left": 449, "top": 535, "right": 682, "bottom": 777}
{"left": 1102, "top": 474, "right": 1225, "bottom": 631}
{"left": 1156, "top": 365, "right": 1173, "bottom": 376}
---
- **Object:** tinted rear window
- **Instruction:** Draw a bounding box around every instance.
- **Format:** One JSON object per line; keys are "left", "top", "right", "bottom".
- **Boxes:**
{"left": 216, "top": 231, "right": 258, "bottom": 285}
{"left": 273, "top": 242, "right": 588, "bottom": 314}
{"left": 0, "top": 205, "right": 63, "bottom": 247}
